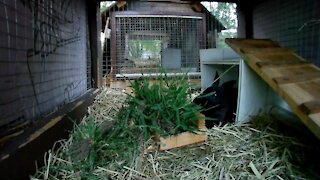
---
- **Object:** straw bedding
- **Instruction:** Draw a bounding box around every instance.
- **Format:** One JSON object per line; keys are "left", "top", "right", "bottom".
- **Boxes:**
{"left": 32, "top": 88, "right": 320, "bottom": 180}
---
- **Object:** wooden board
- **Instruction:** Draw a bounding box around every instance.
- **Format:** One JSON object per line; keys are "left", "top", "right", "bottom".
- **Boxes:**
{"left": 159, "top": 129, "right": 208, "bottom": 151}
{"left": 159, "top": 115, "right": 208, "bottom": 151}
{"left": 226, "top": 38, "right": 320, "bottom": 139}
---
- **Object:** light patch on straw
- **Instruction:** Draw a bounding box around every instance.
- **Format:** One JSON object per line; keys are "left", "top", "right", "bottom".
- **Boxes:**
{"left": 123, "top": 166, "right": 146, "bottom": 177}
{"left": 249, "top": 161, "right": 264, "bottom": 180}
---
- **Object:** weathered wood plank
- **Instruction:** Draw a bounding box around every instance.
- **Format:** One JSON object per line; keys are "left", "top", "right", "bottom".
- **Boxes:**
{"left": 159, "top": 115, "right": 207, "bottom": 151}
{"left": 273, "top": 73, "right": 320, "bottom": 84}
{"left": 309, "top": 113, "right": 320, "bottom": 128}
{"left": 300, "top": 101, "right": 320, "bottom": 115}
{"left": 269, "top": 64, "right": 320, "bottom": 84}
{"left": 226, "top": 38, "right": 280, "bottom": 48}
{"left": 254, "top": 53, "right": 303, "bottom": 62}
{"left": 256, "top": 60, "right": 306, "bottom": 68}
{"left": 264, "top": 62, "right": 313, "bottom": 69}
{"left": 297, "top": 80, "right": 320, "bottom": 99}
{"left": 239, "top": 47, "right": 293, "bottom": 54}
{"left": 159, "top": 129, "right": 208, "bottom": 151}
{"left": 279, "top": 82, "right": 315, "bottom": 105}
{"left": 262, "top": 63, "right": 318, "bottom": 78}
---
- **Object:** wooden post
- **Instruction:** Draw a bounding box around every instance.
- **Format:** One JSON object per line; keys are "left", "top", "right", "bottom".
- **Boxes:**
{"left": 110, "top": 12, "right": 117, "bottom": 78}
{"left": 236, "top": 2, "right": 254, "bottom": 38}
{"left": 88, "top": 0, "right": 102, "bottom": 88}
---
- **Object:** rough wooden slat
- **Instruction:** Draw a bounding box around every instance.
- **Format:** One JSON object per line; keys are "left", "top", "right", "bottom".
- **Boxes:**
{"left": 279, "top": 77, "right": 320, "bottom": 108}
{"left": 273, "top": 72, "right": 320, "bottom": 84}
{"left": 226, "top": 38, "right": 280, "bottom": 48}
{"left": 309, "top": 113, "right": 320, "bottom": 128}
{"left": 254, "top": 53, "right": 304, "bottom": 62}
{"left": 300, "top": 100, "right": 320, "bottom": 115}
{"left": 279, "top": 83, "right": 314, "bottom": 105}
{"left": 259, "top": 62, "right": 313, "bottom": 69}
{"left": 272, "top": 65, "right": 320, "bottom": 84}
{"left": 262, "top": 63, "right": 317, "bottom": 78}
{"left": 244, "top": 52, "right": 307, "bottom": 68}
{"left": 298, "top": 80, "right": 320, "bottom": 99}
{"left": 239, "top": 47, "right": 293, "bottom": 54}
{"left": 159, "top": 130, "right": 208, "bottom": 151}
{"left": 256, "top": 60, "right": 306, "bottom": 68}
{"left": 159, "top": 115, "right": 207, "bottom": 151}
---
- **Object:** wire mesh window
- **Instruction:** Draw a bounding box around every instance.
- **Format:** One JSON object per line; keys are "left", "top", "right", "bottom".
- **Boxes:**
{"left": 113, "top": 16, "right": 204, "bottom": 77}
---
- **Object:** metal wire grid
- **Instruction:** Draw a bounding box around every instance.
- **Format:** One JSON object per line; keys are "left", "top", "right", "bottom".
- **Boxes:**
{"left": 101, "top": 1, "right": 238, "bottom": 78}
{"left": 113, "top": 16, "right": 203, "bottom": 77}
{"left": 253, "top": 0, "right": 320, "bottom": 66}
{"left": 0, "top": 0, "right": 90, "bottom": 138}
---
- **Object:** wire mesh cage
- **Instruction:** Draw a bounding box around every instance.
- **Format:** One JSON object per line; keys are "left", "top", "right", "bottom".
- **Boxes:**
{"left": 100, "top": 1, "right": 237, "bottom": 81}
{"left": 114, "top": 16, "right": 204, "bottom": 77}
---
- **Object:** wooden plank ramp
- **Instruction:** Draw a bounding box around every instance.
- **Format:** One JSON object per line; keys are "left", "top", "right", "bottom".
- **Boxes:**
{"left": 226, "top": 38, "right": 320, "bottom": 139}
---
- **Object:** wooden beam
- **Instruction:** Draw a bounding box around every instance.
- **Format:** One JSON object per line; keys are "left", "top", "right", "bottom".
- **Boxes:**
{"left": 191, "top": 2, "right": 202, "bottom": 12}
{"left": 256, "top": 60, "right": 307, "bottom": 68}
{"left": 110, "top": 12, "right": 117, "bottom": 78}
{"left": 159, "top": 114, "right": 207, "bottom": 151}
{"left": 273, "top": 72, "right": 320, "bottom": 85}
{"left": 0, "top": 89, "right": 99, "bottom": 179}
{"left": 88, "top": 1, "right": 102, "bottom": 87}
{"left": 112, "top": 10, "right": 204, "bottom": 18}
{"left": 236, "top": 2, "right": 254, "bottom": 38}
{"left": 300, "top": 101, "right": 320, "bottom": 115}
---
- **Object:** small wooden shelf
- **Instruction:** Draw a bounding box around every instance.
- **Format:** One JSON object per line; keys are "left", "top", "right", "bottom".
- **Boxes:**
{"left": 159, "top": 127, "right": 207, "bottom": 151}
{"left": 158, "top": 114, "right": 208, "bottom": 151}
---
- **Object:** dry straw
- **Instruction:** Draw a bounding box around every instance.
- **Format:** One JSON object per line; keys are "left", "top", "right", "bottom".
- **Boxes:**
{"left": 32, "top": 88, "right": 320, "bottom": 180}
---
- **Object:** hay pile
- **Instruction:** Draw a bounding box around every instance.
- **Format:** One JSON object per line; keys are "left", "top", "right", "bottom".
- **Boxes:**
{"left": 32, "top": 89, "right": 320, "bottom": 180}
{"left": 88, "top": 88, "right": 127, "bottom": 124}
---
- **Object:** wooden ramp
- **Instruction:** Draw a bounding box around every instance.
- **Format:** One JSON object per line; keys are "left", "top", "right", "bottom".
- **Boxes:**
{"left": 226, "top": 38, "right": 320, "bottom": 139}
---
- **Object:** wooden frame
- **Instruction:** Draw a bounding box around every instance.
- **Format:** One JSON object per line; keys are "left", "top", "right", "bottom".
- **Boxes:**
{"left": 110, "top": 10, "right": 206, "bottom": 78}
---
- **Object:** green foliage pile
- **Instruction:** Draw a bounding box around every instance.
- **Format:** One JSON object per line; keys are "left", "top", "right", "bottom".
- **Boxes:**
{"left": 32, "top": 117, "right": 107, "bottom": 179}
{"left": 121, "top": 72, "right": 203, "bottom": 139}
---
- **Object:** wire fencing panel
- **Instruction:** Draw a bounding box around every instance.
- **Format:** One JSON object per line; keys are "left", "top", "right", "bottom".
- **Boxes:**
{"left": 114, "top": 16, "right": 203, "bottom": 76}
{"left": 0, "top": 0, "right": 91, "bottom": 139}
{"left": 100, "top": 1, "right": 237, "bottom": 80}
{"left": 253, "top": 0, "right": 320, "bottom": 66}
